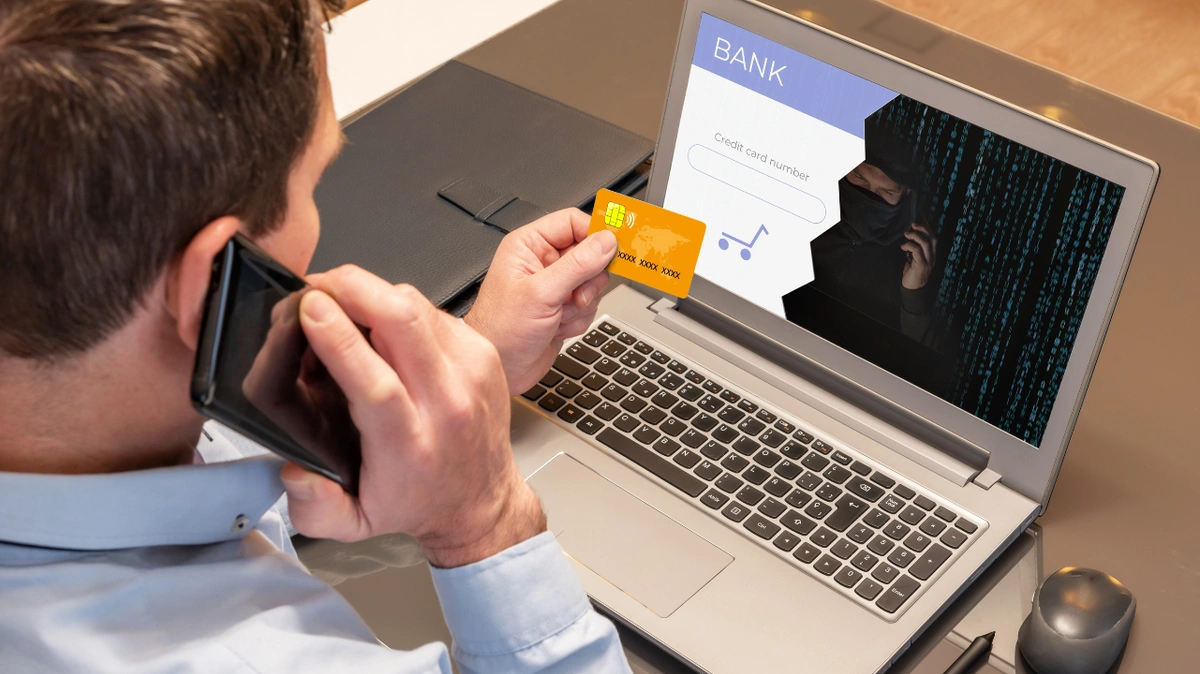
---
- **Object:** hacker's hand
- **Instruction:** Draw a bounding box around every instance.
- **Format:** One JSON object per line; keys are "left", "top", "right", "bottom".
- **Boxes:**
{"left": 901, "top": 222, "right": 938, "bottom": 290}
{"left": 280, "top": 266, "right": 546, "bottom": 568}
{"left": 466, "top": 209, "right": 617, "bottom": 395}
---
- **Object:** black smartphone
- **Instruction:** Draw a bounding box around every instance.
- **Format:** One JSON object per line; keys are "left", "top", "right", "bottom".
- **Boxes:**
{"left": 192, "top": 234, "right": 361, "bottom": 493}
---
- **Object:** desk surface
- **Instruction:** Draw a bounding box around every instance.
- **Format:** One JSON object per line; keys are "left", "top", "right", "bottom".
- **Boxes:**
{"left": 304, "top": 1, "right": 1200, "bottom": 672}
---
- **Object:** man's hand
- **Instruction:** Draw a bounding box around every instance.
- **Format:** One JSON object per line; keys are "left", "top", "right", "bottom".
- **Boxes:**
{"left": 901, "top": 222, "right": 938, "bottom": 290}
{"left": 466, "top": 209, "right": 617, "bottom": 395}
{"left": 279, "top": 266, "right": 546, "bottom": 568}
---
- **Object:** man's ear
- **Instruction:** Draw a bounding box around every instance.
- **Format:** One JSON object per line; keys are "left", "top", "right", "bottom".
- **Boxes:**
{"left": 167, "top": 216, "right": 242, "bottom": 351}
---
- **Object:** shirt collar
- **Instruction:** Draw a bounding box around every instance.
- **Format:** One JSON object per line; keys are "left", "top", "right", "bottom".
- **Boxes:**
{"left": 0, "top": 445, "right": 285, "bottom": 551}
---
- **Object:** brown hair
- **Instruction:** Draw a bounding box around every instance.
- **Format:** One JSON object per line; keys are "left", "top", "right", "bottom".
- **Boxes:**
{"left": 0, "top": 0, "right": 343, "bottom": 359}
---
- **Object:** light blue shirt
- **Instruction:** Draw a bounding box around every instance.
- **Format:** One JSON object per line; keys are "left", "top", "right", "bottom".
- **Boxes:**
{"left": 0, "top": 428, "right": 630, "bottom": 673}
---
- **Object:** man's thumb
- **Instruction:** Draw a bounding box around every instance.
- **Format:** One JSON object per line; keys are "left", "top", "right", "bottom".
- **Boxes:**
{"left": 538, "top": 230, "right": 617, "bottom": 305}
{"left": 280, "top": 462, "right": 367, "bottom": 542}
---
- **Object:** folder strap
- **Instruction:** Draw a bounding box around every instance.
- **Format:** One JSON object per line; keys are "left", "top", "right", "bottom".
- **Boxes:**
{"left": 438, "top": 178, "right": 549, "bottom": 234}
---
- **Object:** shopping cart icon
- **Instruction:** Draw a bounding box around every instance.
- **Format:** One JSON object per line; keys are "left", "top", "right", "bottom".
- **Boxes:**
{"left": 718, "top": 224, "right": 769, "bottom": 260}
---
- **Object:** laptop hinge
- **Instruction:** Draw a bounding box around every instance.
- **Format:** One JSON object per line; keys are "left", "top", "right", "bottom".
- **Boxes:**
{"left": 648, "top": 297, "right": 986, "bottom": 488}
{"left": 972, "top": 468, "right": 1002, "bottom": 490}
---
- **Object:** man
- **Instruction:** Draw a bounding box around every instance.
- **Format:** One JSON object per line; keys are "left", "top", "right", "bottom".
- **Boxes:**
{"left": 0, "top": 1, "right": 628, "bottom": 672}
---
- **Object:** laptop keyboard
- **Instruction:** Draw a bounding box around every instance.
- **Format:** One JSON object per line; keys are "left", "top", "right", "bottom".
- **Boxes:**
{"left": 520, "top": 317, "right": 987, "bottom": 621}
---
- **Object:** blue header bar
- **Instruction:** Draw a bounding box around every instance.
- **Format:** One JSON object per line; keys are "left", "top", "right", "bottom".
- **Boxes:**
{"left": 692, "top": 14, "right": 897, "bottom": 139}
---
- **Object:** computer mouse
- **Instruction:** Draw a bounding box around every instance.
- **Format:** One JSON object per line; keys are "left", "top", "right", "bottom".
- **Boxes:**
{"left": 1018, "top": 567, "right": 1135, "bottom": 674}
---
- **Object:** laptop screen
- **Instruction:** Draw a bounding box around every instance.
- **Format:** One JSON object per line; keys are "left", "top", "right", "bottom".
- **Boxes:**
{"left": 662, "top": 13, "right": 1127, "bottom": 448}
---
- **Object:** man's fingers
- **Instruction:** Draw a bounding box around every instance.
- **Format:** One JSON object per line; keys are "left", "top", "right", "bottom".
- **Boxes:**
{"left": 904, "top": 232, "right": 933, "bottom": 263}
{"left": 534, "top": 229, "right": 617, "bottom": 307}
{"left": 525, "top": 208, "right": 591, "bottom": 251}
{"left": 901, "top": 241, "right": 927, "bottom": 266}
{"left": 280, "top": 463, "right": 369, "bottom": 542}
{"left": 571, "top": 271, "right": 610, "bottom": 310}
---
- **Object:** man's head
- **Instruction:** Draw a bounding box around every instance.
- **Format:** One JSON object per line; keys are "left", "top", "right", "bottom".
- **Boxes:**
{"left": 0, "top": 0, "right": 344, "bottom": 473}
{"left": 837, "top": 129, "right": 921, "bottom": 244}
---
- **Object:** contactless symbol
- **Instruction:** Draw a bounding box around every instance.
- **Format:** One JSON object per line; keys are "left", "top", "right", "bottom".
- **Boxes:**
{"left": 718, "top": 224, "right": 769, "bottom": 260}
{"left": 604, "top": 202, "right": 626, "bottom": 228}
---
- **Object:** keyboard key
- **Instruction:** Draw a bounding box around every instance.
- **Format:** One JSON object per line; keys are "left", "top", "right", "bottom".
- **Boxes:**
{"left": 940, "top": 528, "right": 968, "bottom": 549}
{"left": 697, "top": 394, "right": 723, "bottom": 413}
{"left": 601, "top": 341, "right": 627, "bottom": 358}
{"left": 823, "top": 464, "right": 852, "bottom": 484}
{"left": 810, "top": 527, "right": 837, "bottom": 548}
{"left": 684, "top": 370, "right": 705, "bottom": 384}
{"left": 785, "top": 489, "right": 812, "bottom": 509}
{"left": 744, "top": 514, "right": 780, "bottom": 540}
{"left": 781, "top": 510, "right": 817, "bottom": 536}
{"left": 731, "top": 436, "right": 760, "bottom": 456}
{"left": 722, "top": 502, "right": 750, "bottom": 523}
{"left": 880, "top": 494, "right": 905, "bottom": 514}
{"left": 884, "top": 521, "right": 911, "bottom": 541}
{"left": 876, "top": 576, "right": 920, "bottom": 614}
{"left": 743, "top": 466, "right": 771, "bottom": 485}
{"left": 801, "top": 453, "right": 830, "bottom": 471}
{"left": 717, "top": 406, "right": 745, "bottom": 424}
{"left": 594, "top": 402, "right": 620, "bottom": 421}
{"left": 753, "top": 449, "right": 782, "bottom": 468}
{"left": 638, "top": 362, "right": 665, "bottom": 379}
{"left": 899, "top": 505, "right": 926, "bottom": 525}
{"left": 780, "top": 441, "right": 807, "bottom": 460}
{"left": 581, "top": 373, "right": 608, "bottom": 391}
{"left": 715, "top": 473, "right": 744, "bottom": 493}
{"left": 678, "top": 384, "right": 703, "bottom": 401}
{"left": 557, "top": 404, "right": 583, "bottom": 424}
{"left": 734, "top": 482, "right": 763, "bottom": 503}
{"left": 774, "top": 419, "right": 796, "bottom": 434}
{"left": 553, "top": 354, "right": 588, "bottom": 379}
{"left": 814, "top": 555, "right": 841, "bottom": 576}
{"left": 555, "top": 380, "right": 582, "bottom": 398}
{"left": 904, "top": 532, "right": 932, "bottom": 553}
{"left": 597, "top": 321, "right": 620, "bottom": 335}
{"left": 620, "top": 395, "right": 647, "bottom": 414}
{"left": 868, "top": 535, "right": 896, "bottom": 556}
{"left": 831, "top": 539, "right": 858, "bottom": 560}
{"left": 774, "top": 531, "right": 801, "bottom": 552}
{"left": 649, "top": 350, "right": 671, "bottom": 364}
{"left": 673, "top": 448, "right": 701, "bottom": 469}
{"left": 831, "top": 450, "right": 852, "bottom": 465}
{"left": 851, "top": 550, "right": 879, "bottom": 572}
{"left": 614, "top": 413, "right": 639, "bottom": 433}
{"left": 538, "top": 394, "right": 566, "bottom": 411}
{"left": 835, "top": 566, "right": 862, "bottom": 587}
{"left": 700, "top": 489, "right": 728, "bottom": 509}
{"left": 844, "top": 477, "right": 886, "bottom": 502}
{"left": 757, "top": 497, "right": 786, "bottom": 518}
{"left": 893, "top": 484, "right": 917, "bottom": 500}
{"left": 582, "top": 330, "right": 607, "bottom": 347}
{"left": 955, "top": 518, "right": 978, "bottom": 534}
{"left": 759, "top": 429, "right": 787, "bottom": 448}
{"left": 864, "top": 509, "right": 890, "bottom": 529}
{"left": 521, "top": 385, "right": 546, "bottom": 400}
{"left": 700, "top": 441, "right": 727, "bottom": 461}
{"left": 810, "top": 440, "right": 833, "bottom": 454}
{"left": 719, "top": 389, "right": 741, "bottom": 404}
{"left": 793, "top": 542, "right": 820, "bottom": 564}
{"left": 869, "top": 472, "right": 896, "bottom": 489}
{"left": 796, "top": 472, "right": 823, "bottom": 491}
{"left": 576, "top": 416, "right": 602, "bottom": 435}
{"left": 632, "top": 341, "right": 654, "bottom": 355}
{"left": 805, "top": 500, "right": 832, "bottom": 519}
{"left": 935, "top": 506, "right": 958, "bottom": 523}
{"left": 712, "top": 424, "right": 738, "bottom": 444}
{"left": 660, "top": 418, "right": 687, "bottom": 437}
{"left": 539, "top": 370, "right": 564, "bottom": 387}
{"left": 848, "top": 524, "right": 874, "bottom": 544}
{"left": 849, "top": 461, "right": 871, "bottom": 476}
{"left": 792, "top": 429, "right": 815, "bottom": 444}
{"left": 736, "top": 399, "right": 758, "bottom": 414}
{"left": 774, "top": 460, "right": 801, "bottom": 480}
{"left": 737, "top": 417, "right": 766, "bottom": 436}
{"left": 601, "top": 384, "right": 626, "bottom": 402}
{"left": 914, "top": 495, "right": 937, "bottom": 511}
{"left": 639, "top": 406, "right": 667, "bottom": 424}
{"left": 619, "top": 351, "right": 645, "bottom": 368}
{"left": 616, "top": 332, "right": 637, "bottom": 345}
{"left": 720, "top": 454, "right": 749, "bottom": 473}
{"left": 632, "top": 424, "right": 660, "bottom": 445}
{"left": 658, "top": 372, "right": 685, "bottom": 390}
{"left": 872, "top": 563, "right": 900, "bottom": 584}
{"left": 825, "top": 495, "right": 868, "bottom": 532}
{"left": 594, "top": 357, "right": 620, "bottom": 375}
{"left": 652, "top": 437, "right": 680, "bottom": 457}
{"left": 855, "top": 578, "right": 884, "bottom": 601}
{"left": 691, "top": 413, "right": 718, "bottom": 432}
{"left": 631, "top": 379, "right": 658, "bottom": 398}
{"left": 887, "top": 547, "right": 916, "bottom": 568}
{"left": 816, "top": 483, "right": 842, "bottom": 502}
{"left": 567, "top": 342, "right": 600, "bottom": 364}
{"left": 596, "top": 428, "right": 707, "bottom": 497}
{"left": 702, "top": 379, "right": 722, "bottom": 394}
{"left": 671, "top": 402, "right": 698, "bottom": 420}
{"left": 764, "top": 477, "right": 791, "bottom": 497}
{"left": 920, "top": 518, "right": 947, "bottom": 537}
{"left": 666, "top": 360, "right": 688, "bottom": 374}
{"left": 755, "top": 409, "right": 778, "bottom": 424}
{"left": 680, "top": 429, "right": 707, "bottom": 449}
{"left": 693, "top": 460, "right": 721, "bottom": 481}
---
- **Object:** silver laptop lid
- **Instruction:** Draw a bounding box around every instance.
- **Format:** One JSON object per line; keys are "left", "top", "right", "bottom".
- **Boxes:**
{"left": 644, "top": 0, "right": 1158, "bottom": 508}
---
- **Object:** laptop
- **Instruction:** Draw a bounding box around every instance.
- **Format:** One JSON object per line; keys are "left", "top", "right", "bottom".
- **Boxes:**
{"left": 510, "top": 1, "right": 1158, "bottom": 671}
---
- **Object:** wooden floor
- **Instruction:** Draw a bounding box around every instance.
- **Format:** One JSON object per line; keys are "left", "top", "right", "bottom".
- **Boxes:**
{"left": 338, "top": 0, "right": 1200, "bottom": 128}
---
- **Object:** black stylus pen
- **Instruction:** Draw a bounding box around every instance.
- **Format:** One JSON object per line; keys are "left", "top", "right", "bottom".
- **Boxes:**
{"left": 943, "top": 631, "right": 994, "bottom": 674}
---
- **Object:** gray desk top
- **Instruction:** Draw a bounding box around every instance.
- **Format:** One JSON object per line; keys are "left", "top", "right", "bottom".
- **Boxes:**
{"left": 304, "top": 1, "right": 1200, "bottom": 671}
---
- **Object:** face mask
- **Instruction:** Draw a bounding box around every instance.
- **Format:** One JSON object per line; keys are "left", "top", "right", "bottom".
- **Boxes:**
{"left": 837, "top": 179, "right": 914, "bottom": 243}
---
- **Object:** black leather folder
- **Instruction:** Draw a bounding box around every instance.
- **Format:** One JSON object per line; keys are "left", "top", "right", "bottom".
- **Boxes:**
{"left": 310, "top": 61, "right": 655, "bottom": 314}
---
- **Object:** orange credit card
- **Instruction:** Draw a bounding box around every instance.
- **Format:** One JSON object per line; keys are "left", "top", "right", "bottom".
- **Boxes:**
{"left": 588, "top": 189, "right": 706, "bottom": 298}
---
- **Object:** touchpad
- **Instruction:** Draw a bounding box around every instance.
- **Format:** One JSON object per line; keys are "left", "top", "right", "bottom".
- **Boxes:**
{"left": 528, "top": 454, "right": 733, "bottom": 617}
